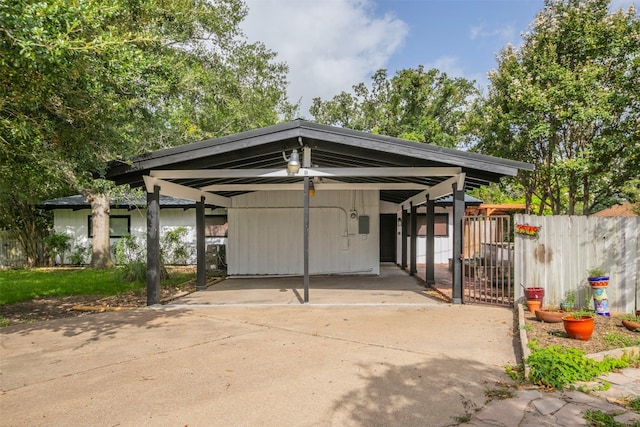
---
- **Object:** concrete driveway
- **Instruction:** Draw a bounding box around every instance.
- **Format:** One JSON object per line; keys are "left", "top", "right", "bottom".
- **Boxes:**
{"left": 0, "top": 268, "right": 518, "bottom": 427}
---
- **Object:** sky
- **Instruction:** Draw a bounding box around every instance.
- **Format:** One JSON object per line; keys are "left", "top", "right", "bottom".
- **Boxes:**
{"left": 240, "top": 0, "right": 638, "bottom": 116}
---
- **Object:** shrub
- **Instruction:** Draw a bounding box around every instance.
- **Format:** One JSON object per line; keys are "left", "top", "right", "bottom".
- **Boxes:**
{"left": 114, "top": 234, "right": 146, "bottom": 282}
{"left": 69, "top": 245, "right": 89, "bottom": 266}
{"left": 115, "top": 234, "right": 142, "bottom": 265}
{"left": 44, "top": 232, "right": 73, "bottom": 265}
{"left": 161, "top": 227, "right": 192, "bottom": 265}
{"left": 527, "top": 345, "right": 628, "bottom": 390}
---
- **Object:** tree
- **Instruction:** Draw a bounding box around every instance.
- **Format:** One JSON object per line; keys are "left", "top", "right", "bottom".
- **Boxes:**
{"left": 1, "top": 0, "right": 293, "bottom": 266}
{"left": 473, "top": 0, "right": 640, "bottom": 214}
{"left": 310, "top": 66, "right": 479, "bottom": 148}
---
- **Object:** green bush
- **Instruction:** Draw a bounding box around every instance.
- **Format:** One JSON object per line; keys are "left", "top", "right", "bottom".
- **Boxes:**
{"left": 114, "top": 234, "right": 146, "bottom": 282}
{"left": 161, "top": 227, "right": 192, "bottom": 265}
{"left": 118, "top": 261, "right": 147, "bottom": 283}
{"left": 114, "top": 234, "right": 144, "bottom": 265}
{"left": 44, "top": 232, "right": 72, "bottom": 265}
{"left": 527, "top": 345, "right": 629, "bottom": 390}
{"left": 69, "top": 245, "right": 89, "bottom": 266}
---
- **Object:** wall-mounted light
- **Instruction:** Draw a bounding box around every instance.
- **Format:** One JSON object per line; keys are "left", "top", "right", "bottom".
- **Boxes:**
{"left": 283, "top": 149, "right": 301, "bottom": 176}
{"left": 309, "top": 180, "right": 316, "bottom": 196}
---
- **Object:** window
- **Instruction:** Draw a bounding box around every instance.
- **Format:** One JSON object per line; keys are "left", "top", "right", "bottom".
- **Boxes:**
{"left": 415, "top": 213, "right": 449, "bottom": 237}
{"left": 88, "top": 215, "right": 131, "bottom": 238}
{"left": 205, "top": 216, "right": 228, "bottom": 237}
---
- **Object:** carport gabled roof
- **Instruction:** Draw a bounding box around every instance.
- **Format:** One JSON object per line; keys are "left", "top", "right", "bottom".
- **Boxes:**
{"left": 105, "top": 120, "right": 532, "bottom": 205}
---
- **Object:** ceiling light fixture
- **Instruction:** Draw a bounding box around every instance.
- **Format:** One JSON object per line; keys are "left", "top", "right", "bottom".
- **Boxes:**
{"left": 283, "top": 149, "right": 301, "bottom": 176}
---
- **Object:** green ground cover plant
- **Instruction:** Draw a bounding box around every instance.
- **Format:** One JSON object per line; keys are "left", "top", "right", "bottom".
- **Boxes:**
{"left": 526, "top": 344, "right": 630, "bottom": 390}
{"left": 582, "top": 409, "right": 637, "bottom": 427}
{"left": 0, "top": 268, "right": 195, "bottom": 305}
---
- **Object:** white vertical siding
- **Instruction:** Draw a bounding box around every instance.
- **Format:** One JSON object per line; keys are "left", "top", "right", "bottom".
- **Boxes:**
{"left": 396, "top": 207, "right": 454, "bottom": 265}
{"left": 53, "top": 208, "right": 202, "bottom": 264}
{"left": 228, "top": 190, "right": 380, "bottom": 275}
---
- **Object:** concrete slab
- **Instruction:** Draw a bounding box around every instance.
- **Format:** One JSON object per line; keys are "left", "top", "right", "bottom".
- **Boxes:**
{"left": 176, "top": 264, "right": 441, "bottom": 306}
{"left": 0, "top": 300, "right": 517, "bottom": 426}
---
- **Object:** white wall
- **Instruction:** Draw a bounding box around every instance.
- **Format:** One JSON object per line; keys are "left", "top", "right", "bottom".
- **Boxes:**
{"left": 228, "top": 190, "right": 380, "bottom": 275}
{"left": 53, "top": 207, "right": 223, "bottom": 265}
{"left": 395, "top": 207, "right": 454, "bottom": 265}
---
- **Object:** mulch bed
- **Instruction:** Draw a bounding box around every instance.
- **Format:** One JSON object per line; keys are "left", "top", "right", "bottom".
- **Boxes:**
{"left": 523, "top": 309, "right": 640, "bottom": 354}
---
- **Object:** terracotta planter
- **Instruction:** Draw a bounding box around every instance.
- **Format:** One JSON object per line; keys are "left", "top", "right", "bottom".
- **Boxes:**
{"left": 525, "top": 287, "right": 544, "bottom": 308}
{"left": 622, "top": 319, "right": 640, "bottom": 332}
{"left": 526, "top": 300, "right": 541, "bottom": 313}
{"left": 535, "top": 309, "right": 565, "bottom": 323}
{"left": 562, "top": 315, "right": 594, "bottom": 341}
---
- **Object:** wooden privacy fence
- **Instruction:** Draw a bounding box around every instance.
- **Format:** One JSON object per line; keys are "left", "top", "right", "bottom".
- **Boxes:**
{"left": 0, "top": 231, "right": 27, "bottom": 268}
{"left": 514, "top": 215, "right": 640, "bottom": 314}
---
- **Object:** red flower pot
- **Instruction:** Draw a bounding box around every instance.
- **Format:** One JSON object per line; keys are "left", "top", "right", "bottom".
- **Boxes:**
{"left": 562, "top": 315, "right": 594, "bottom": 341}
{"left": 525, "top": 287, "right": 544, "bottom": 307}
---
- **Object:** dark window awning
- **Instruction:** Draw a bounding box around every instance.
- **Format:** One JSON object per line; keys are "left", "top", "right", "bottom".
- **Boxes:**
{"left": 105, "top": 120, "right": 533, "bottom": 205}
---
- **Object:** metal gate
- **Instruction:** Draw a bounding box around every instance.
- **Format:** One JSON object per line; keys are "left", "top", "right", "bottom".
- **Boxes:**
{"left": 462, "top": 216, "right": 513, "bottom": 306}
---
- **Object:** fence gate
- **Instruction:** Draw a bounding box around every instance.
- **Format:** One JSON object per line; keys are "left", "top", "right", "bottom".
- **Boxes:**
{"left": 462, "top": 216, "right": 513, "bottom": 306}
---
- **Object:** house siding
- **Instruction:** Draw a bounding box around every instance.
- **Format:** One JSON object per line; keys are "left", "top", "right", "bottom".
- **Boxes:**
{"left": 396, "top": 207, "right": 454, "bottom": 265}
{"left": 53, "top": 207, "right": 224, "bottom": 265}
{"left": 228, "top": 190, "right": 380, "bottom": 275}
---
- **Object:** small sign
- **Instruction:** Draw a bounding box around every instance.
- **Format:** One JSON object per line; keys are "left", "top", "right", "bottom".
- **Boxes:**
{"left": 515, "top": 223, "right": 541, "bottom": 237}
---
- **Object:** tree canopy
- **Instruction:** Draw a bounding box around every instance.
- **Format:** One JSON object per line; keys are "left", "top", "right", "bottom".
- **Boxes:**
{"left": 473, "top": 0, "right": 640, "bottom": 214}
{"left": 310, "top": 66, "right": 478, "bottom": 148}
{"left": 1, "top": 0, "right": 293, "bottom": 265}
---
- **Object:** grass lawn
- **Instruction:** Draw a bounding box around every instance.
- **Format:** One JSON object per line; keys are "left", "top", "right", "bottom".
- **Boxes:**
{"left": 0, "top": 267, "right": 196, "bottom": 305}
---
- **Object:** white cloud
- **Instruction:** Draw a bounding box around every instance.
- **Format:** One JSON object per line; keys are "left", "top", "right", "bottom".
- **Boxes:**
{"left": 427, "top": 55, "right": 464, "bottom": 78}
{"left": 241, "top": 0, "right": 408, "bottom": 115}
{"left": 469, "top": 23, "right": 515, "bottom": 41}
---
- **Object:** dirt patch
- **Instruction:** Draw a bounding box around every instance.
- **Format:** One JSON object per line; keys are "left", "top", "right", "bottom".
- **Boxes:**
{"left": 523, "top": 310, "right": 640, "bottom": 354}
{"left": 0, "top": 280, "right": 200, "bottom": 327}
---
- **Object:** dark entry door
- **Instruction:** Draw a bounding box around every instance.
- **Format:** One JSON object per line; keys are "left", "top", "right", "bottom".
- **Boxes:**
{"left": 379, "top": 214, "right": 397, "bottom": 262}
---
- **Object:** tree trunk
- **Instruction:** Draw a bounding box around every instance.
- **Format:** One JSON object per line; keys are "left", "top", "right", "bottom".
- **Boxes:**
{"left": 582, "top": 177, "right": 591, "bottom": 216}
{"left": 86, "top": 191, "right": 113, "bottom": 269}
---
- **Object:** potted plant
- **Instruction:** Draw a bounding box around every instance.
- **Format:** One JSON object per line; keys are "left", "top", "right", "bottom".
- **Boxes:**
{"left": 587, "top": 268, "right": 610, "bottom": 317}
{"left": 560, "top": 289, "right": 575, "bottom": 311}
{"left": 587, "top": 268, "right": 609, "bottom": 286}
{"left": 621, "top": 314, "right": 640, "bottom": 332}
{"left": 562, "top": 310, "right": 595, "bottom": 341}
{"left": 524, "top": 286, "right": 545, "bottom": 307}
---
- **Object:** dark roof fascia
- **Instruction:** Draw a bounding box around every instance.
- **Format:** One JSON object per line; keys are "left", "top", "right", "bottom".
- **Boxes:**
{"left": 39, "top": 195, "right": 215, "bottom": 210}
{"left": 106, "top": 122, "right": 303, "bottom": 178}
{"left": 106, "top": 120, "right": 533, "bottom": 180}
{"left": 298, "top": 121, "right": 533, "bottom": 175}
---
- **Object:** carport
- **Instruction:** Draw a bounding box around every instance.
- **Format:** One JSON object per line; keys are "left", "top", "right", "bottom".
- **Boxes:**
{"left": 105, "top": 120, "right": 532, "bottom": 304}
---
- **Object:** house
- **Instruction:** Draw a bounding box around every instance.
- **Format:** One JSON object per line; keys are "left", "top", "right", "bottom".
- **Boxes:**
{"left": 41, "top": 195, "right": 228, "bottom": 266}
{"left": 104, "top": 120, "right": 533, "bottom": 304}
{"left": 592, "top": 202, "right": 638, "bottom": 217}
{"left": 43, "top": 193, "right": 478, "bottom": 268}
